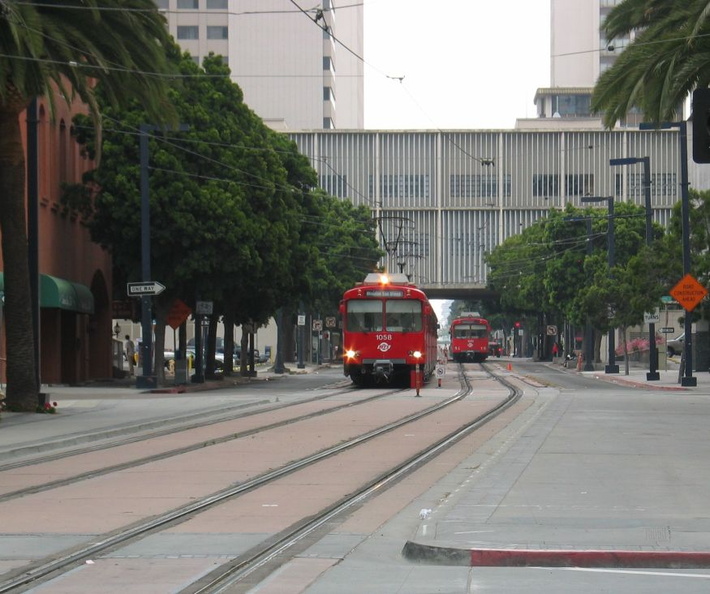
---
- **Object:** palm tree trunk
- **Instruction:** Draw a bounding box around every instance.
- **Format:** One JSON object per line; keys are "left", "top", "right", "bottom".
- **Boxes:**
{"left": 0, "top": 107, "right": 39, "bottom": 410}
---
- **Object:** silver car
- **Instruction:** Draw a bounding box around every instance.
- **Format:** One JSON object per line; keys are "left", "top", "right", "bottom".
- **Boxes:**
{"left": 666, "top": 333, "right": 685, "bottom": 357}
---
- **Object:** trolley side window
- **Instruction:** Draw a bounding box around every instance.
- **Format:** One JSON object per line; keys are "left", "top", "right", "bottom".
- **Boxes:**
{"left": 346, "top": 300, "right": 383, "bottom": 332}
{"left": 452, "top": 323, "right": 488, "bottom": 339}
{"left": 385, "top": 300, "right": 422, "bottom": 332}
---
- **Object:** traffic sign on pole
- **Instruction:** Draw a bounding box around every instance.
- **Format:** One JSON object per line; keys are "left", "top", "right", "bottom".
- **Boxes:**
{"left": 670, "top": 274, "right": 708, "bottom": 312}
{"left": 127, "top": 281, "right": 165, "bottom": 296}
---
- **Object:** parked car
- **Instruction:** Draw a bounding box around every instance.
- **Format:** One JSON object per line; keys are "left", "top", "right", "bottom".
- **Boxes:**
{"left": 666, "top": 333, "right": 685, "bottom": 357}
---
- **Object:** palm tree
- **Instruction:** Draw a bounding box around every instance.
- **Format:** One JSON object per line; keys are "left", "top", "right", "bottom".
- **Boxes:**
{"left": 0, "top": 0, "right": 177, "bottom": 410}
{"left": 591, "top": 0, "right": 710, "bottom": 127}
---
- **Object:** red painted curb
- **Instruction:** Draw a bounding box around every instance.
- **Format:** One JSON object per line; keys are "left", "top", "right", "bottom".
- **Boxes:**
{"left": 469, "top": 548, "right": 710, "bottom": 568}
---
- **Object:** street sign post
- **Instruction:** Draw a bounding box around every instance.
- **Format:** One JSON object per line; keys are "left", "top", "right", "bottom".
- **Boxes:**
{"left": 195, "top": 300, "right": 213, "bottom": 316}
{"left": 127, "top": 281, "right": 165, "bottom": 296}
{"left": 643, "top": 310, "right": 661, "bottom": 324}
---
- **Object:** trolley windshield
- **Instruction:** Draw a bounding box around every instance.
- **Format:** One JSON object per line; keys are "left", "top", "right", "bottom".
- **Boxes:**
{"left": 452, "top": 323, "right": 487, "bottom": 339}
{"left": 347, "top": 299, "right": 422, "bottom": 332}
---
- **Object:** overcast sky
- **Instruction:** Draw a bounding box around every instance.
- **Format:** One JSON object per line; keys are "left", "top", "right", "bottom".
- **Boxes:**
{"left": 363, "top": 0, "right": 551, "bottom": 130}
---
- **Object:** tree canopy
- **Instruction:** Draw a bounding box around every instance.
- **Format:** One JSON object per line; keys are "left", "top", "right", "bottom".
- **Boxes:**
{"left": 71, "top": 50, "right": 382, "bottom": 382}
{"left": 485, "top": 201, "right": 672, "bottom": 360}
{"left": 592, "top": 0, "right": 710, "bottom": 127}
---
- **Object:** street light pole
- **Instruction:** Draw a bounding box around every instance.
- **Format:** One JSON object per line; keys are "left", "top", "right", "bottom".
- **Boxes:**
{"left": 609, "top": 156, "right": 659, "bottom": 380}
{"left": 584, "top": 218, "right": 595, "bottom": 371}
{"left": 678, "top": 121, "right": 696, "bottom": 386}
{"left": 581, "top": 196, "right": 618, "bottom": 373}
{"left": 639, "top": 121, "right": 695, "bottom": 386}
{"left": 137, "top": 124, "right": 153, "bottom": 389}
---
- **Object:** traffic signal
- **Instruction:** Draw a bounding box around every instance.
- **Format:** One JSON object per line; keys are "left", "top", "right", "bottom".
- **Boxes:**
{"left": 514, "top": 321, "right": 521, "bottom": 329}
{"left": 692, "top": 88, "right": 710, "bottom": 163}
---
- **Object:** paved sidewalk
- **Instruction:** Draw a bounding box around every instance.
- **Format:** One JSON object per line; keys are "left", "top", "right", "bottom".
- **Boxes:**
{"left": 403, "top": 358, "right": 710, "bottom": 569}
{"left": 562, "top": 357, "right": 709, "bottom": 391}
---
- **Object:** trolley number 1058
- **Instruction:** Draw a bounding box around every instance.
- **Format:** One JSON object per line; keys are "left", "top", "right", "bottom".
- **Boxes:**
{"left": 375, "top": 334, "right": 393, "bottom": 341}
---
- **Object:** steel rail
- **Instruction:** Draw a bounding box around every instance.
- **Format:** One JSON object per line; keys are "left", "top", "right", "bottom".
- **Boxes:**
{"left": 0, "top": 383, "right": 470, "bottom": 593}
{"left": 188, "top": 363, "right": 521, "bottom": 593}
{"left": 0, "top": 387, "right": 400, "bottom": 504}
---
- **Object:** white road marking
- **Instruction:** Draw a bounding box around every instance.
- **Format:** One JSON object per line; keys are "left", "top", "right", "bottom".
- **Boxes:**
{"left": 540, "top": 567, "right": 710, "bottom": 579}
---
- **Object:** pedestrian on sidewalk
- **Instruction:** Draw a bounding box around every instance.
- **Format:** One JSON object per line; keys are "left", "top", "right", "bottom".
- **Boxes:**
{"left": 124, "top": 335, "right": 135, "bottom": 376}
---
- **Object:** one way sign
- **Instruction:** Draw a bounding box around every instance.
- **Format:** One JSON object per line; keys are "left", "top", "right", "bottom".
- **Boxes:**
{"left": 127, "top": 281, "right": 166, "bottom": 296}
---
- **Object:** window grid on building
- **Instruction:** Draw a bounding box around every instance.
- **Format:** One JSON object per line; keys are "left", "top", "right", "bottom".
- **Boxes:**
{"left": 289, "top": 129, "right": 680, "bottom": 287}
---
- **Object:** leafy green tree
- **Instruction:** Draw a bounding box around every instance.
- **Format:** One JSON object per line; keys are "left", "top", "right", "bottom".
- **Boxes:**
{"left": 73, "top": 50, "right": 382, "bottom": 381}
{"left": 74, "top": 51, "right": 300, "bottom": 381}
{"left": 591, "top": 0, "right": 710, "bottom": 126}
{"left": 486, "top": 221, "right": 551, "bottom": 316}
{"left": 486, "top": 201, "right": 669, "bottom": 364}
{"left": 0, "top": 0, "right": 176, "bottom": 409}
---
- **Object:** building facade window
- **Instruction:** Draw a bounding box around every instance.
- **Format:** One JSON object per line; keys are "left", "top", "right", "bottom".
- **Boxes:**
{"left": 177, "top": 0, "right": 199, "bottom": 8}
{"left": 532, "top": 174, "right": 559, "bottom": 197}
{"left": 323, "top": 56, "right": 332, "bottom": 71}
{"left": 177, "top": 26, "right": 199, "bottom": 40}
{"left": 207, "top": 26, "right": 228, "bottom": 39}
{"left": 320, "top": 174, "right": 347, "bottom": 197}
{"left": 551, "top": 94, "right": 592, "bottom": 117}
{"left": 615, "top": 173, "right": 677, "bottom": 198}
{"left": 371, "top": 174, "right": 430, "bottom": 199}
{"left": 450, "top": 174, "right": 511, "bottom": 198}
{"left": 323, "top": 117, "right": 334, "bottom": 129}
{"left": 206, "top": 0, "right": 228, "bottom": 8}
{"left": 566, "top": 173, "right": 594, "bottom": 196}
{"left": 155, "top": 0, "right": 168, "bottom": 8}
{"left": 323, "top": 87, "right": 333, "bottom": 101}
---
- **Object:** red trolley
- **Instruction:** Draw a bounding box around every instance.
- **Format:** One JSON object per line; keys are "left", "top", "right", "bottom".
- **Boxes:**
{"left": 449, "top": 313, "right": 491, "bottom": 363}
{"left": 340, "top": 273, "right": 438, "bottom": 389}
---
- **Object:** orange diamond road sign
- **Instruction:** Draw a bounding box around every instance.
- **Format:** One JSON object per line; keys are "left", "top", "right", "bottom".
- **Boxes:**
{"left": 670, "top": 274, "right": 708, "bottom": 312}
{"left": 166, "top": 299, "right": 192, "bottom": 330}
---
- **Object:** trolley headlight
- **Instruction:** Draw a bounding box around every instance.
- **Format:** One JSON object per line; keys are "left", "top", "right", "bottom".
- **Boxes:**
{"left": 345, "top": 349, "right": 358, "bottom": 359}
{"left": 411, "top": 350, "right": 423, "bottom": 359}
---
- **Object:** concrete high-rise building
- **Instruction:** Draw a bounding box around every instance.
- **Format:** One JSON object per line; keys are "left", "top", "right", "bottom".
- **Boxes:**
{"left": 521, "top": 0, "right": 649, "bottom": 128}
{"left": 157, "top": 0, "right": 364, "bottom": 131}
{"left": 551, "top": 0, "right": 630, "bottom": 88}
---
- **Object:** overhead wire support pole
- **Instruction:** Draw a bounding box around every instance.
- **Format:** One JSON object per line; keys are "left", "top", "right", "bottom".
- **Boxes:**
{"left": 137, "top": 123, "right": 189, "bottom": 389}
{"left": 581, "top": 197, "right": 618, "bottom": 373}
{"left": 640, "top": 121, "right": 695, "bottom": 386}
{"left": 137, "top": 124, "right": 155, "bottom": 389}
{"left": 609, "top": 156, "right": 658, "bottom": 380}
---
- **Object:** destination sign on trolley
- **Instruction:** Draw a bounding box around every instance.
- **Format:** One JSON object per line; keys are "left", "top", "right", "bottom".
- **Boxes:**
{"left": 365, "top": 290, "right": 404, "bottom": 297}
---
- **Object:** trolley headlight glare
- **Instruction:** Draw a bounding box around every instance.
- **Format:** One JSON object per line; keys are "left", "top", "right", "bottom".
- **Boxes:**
{"left": 345, "top": 349, "right": 357, "bottom": 359}
{"left": 412, "top": 350, "right": 422, "bottom": 359}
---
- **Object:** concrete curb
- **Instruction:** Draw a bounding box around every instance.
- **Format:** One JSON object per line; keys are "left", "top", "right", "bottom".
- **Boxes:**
{"left": 402, "top": 541, "right": 710, "bottom": 568}
{"left": 590, "top": 373, "right": 688, "bottom": 391}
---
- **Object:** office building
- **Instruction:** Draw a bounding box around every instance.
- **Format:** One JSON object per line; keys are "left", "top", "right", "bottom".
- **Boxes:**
{"left": 157, "top": 0, "right": 364, "bottom": 130}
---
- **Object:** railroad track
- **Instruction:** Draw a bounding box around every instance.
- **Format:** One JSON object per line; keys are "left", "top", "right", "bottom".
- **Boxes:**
{"left": 0, "top": 363, "right": 520, "bottom": 593}
{"left": 0, "top": 386, "right": 402, "bottom": 503}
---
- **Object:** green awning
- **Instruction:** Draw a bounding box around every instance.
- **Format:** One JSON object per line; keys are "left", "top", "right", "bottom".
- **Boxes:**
{"left": 0, "top": 273, "right": 94, "bottom": 314}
